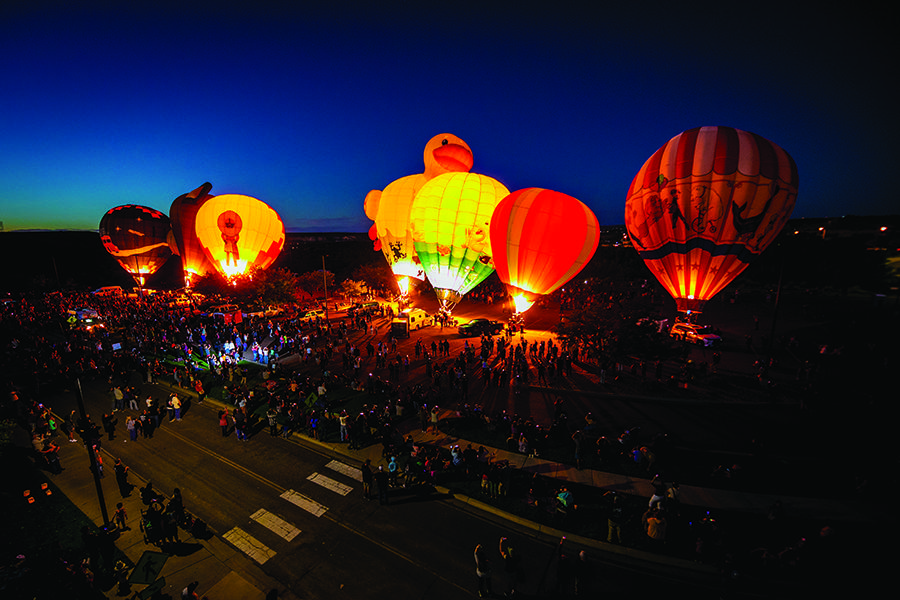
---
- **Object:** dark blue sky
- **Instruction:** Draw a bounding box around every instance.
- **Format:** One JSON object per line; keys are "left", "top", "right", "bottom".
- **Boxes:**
{"left": 1, "top": 1, "right": 893, "bottom": 232}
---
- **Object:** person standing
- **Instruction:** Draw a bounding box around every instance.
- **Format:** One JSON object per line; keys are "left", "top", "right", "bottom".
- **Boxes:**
{"left": 339, "top": 410, "right": 349, "bottom": 442}
{"left": 102, "top": 413, "right": 116, "bottom": 440}
{"left": 571, "top": 430, "right": 585, "bottom": 470}
{"left": 112, "top": 385, "right": 124, "bottom": 411}
{"left": 573, "top": 550, "right": 590, "bottom": 597}
{"left": 233, "top": 407, "right": 247, "bottom": 441}
{"left": 429, "top": 405, "right": 440, "bottom": 434}
{"left": 474, "top": 543, "right": 492, "bottom": 598}
{"left": 607, "top": 495, "right": 626, "bottom": 544}
{"left": 171, "top": 394, "right": 182, "bottom": 421}
{"left": 498, "top": 536, "right": 520, "bottom": 598}
{"left": 194, "top": 378, "right": 206, "bottom": 403}
{"left": 114, "top": 458, "right": 131, "bottom": 497}
{"left": 68, "top": 409, "right": 79, "bottom": 442}
{"left": 388, "top": 456, "right": 399, "bottom": 487}
{"left": 219, "top": 409, "right": 229, "bottom": 437}
{"left": 267, "top": 407, "right": 278, "bottom": 436}
{"left": 128, "top": 390, "right": 140, "bottom": 411}
{"left": 361, "top": 458, "right": 373, "bottom": 500}
{"left": 114, "top": 502, "right": 128, "bottom": 531}
{"left": 168, "top": 488, "right": 185, "bottom": 525}
{"left": 374, "top": 465, "right": 390, "bottom": 505}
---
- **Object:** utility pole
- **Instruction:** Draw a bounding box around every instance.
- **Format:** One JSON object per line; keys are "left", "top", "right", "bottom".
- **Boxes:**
{"left": 322, "top": 255, "right": 331, "bottom": 331}
{"left": 75, "top": 378, "right": 111, "bottom": 527}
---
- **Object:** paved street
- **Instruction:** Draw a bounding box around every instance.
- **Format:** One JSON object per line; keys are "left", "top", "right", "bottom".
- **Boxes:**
{"left": 18, "top": 291, "right": 876, "bottom": 598}
{"left": 41, "top": 373, "right": 730, "bottom": 599}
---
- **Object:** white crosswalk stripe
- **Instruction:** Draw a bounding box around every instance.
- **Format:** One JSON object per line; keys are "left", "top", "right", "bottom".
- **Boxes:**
{"left": 325, "top": 459, "right": 362, "bottom": 481}
{"left": 280, "top": 489, "right": 328, "bottom": 517}
{"left": 307, "top": 472, "right": 353, "bottom": 496}
{"left": 250, "top": 508, "right": 301, "bottom": 542}
{"left": 223, "top": 527, "right": 276, "bottom": 564}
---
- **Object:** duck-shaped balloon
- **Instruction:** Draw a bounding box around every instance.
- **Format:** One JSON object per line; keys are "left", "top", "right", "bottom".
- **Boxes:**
{"left": 364, "top": 134, "right": 473, "bottom": 281}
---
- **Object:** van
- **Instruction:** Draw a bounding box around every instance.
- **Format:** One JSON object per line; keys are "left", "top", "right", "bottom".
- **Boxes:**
{"left": 92, "top": 286, "right": 123, "bottom": 297}
{"left": 399, "top": 308, "right": 433, "bottom": 331}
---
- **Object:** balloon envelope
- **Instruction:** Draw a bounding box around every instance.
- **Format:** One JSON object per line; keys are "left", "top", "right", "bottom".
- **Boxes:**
{"left": 625, "top": 126, "right": 798, "bottom": 313}
{"left": 368, "top": 134, "right": 474, "bottom": 282}
{"left": 169, "top": 182, "right": 217, "bottom": 286}
{"left": 490, "top": 188, "right": 599, "bottom": 310}
{"left": 194, "top": 194, "right": 285, "bottom": 277}
{"left": 99, "top": 205, "right": 173, "bottom": 285}
{"left": 410, "top": 172, "right": 510, "bottom": 311}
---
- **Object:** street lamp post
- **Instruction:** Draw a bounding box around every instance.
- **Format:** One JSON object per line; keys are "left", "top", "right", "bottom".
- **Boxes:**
{"left": 75, "top": 378, "right": 111, "bottom": 527}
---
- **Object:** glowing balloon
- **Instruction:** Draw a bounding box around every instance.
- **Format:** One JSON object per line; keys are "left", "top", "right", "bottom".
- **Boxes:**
{"left": 625, "top": 126, "right": 798, "bottom": 313}
{"left": 410, "top": 172, "right": 510, "bottom": 311}
{"left": 99, "top": 205, "right": 173, "bottom": 286}
{"left": 364, "top": 134, "right": 474, "bottom": 282}
{"left": 169, "top": 182, "right": 217, "bottom": 286}
{"left": 194, "top": 194, "right": 285, "bottom": 278}
{"left": 490, "top": 188, "right": 600, "bottom": 313}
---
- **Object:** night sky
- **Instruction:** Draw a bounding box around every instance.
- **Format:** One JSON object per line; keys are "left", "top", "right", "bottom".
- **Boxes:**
{"left": 1, "top": 1, "right": 893, "bottom": 232}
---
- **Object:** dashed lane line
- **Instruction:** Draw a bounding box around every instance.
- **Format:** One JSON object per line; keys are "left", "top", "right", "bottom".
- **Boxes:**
{"left": 250, "top": 508, "right": 301, "bottom": 542}
{"left": 280, "top": 489, "right": 328, "bottom": 517}
{"left": 153, "top": 426, "right": 468, "bottom": 594}
{"left": 223, "top": 527, "right": 276, "bottom": 564}
{"left": 325, "top": 459, "right": 362, "bottom": 481}
{"left": 307, "top": 472, "right": 353, "bottom": 496}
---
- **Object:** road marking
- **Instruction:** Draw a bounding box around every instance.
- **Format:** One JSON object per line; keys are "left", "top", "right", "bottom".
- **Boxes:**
{"left": 250, "top": 508, "right": 301, "bottom": 542}
{"left": 307, "top": 472, "right": 353, "bottom": 496}
{"left": 223, "top": 527, "right": 276, "bottom": 564}
{"left": 325, "top": 459, "right": 362, "bottom": 481}
{"left": 281, "top": 489, "right": 328, "bottom": 517}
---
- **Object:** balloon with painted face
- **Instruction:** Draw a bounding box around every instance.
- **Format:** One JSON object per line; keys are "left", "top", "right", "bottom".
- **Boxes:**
{"left": 99, "top": 204, "right": 173, "bottom": 286}
{"left": 625, "top": 126, "right": 798, "bottom": 314}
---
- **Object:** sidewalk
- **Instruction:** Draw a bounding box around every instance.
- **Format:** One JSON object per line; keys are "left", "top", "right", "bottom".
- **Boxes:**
{"left": 45, "top": 428, "right": 298, "bottom": 600}
{"left": 45, "top": 380, "right": 871, "bottom": 599}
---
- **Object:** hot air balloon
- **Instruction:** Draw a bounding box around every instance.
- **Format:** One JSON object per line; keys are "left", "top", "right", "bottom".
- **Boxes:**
{"left": 364, "top": 134, "right": 474, "bottom": 294}
{"left": 99, "top": 205, "right": 173, "bottom": 286}
{"left": 410, "top": 171, "right": 510, "bottom": 312}
{"left": 490, "top": 188, "right": 600, "bottom": 314}
{"left": 625, "top": 126, "right": 798, "bottom": 314}
{"left": 194, "top": 194, "right": 285, "bottom": 278}
{"left": 169, "top": 182, "right": 217, "bottom": 287}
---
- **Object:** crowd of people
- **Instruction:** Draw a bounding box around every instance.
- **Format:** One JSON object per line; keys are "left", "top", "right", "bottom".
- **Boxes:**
{"left": 0, "top": 285, "right": 850, "bottom": 594}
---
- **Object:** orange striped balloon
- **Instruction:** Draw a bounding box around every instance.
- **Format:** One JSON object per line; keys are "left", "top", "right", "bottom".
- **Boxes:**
{"left": 490, "top": 188, "right": 599, "bottom": 311}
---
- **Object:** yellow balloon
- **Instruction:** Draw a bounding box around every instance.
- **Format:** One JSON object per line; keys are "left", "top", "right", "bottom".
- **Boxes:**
{"left": 366, "top": 134, "right": 473, "bottom": 280}
{"left": 194, "top": 194, "right": 285, "bottom": 278}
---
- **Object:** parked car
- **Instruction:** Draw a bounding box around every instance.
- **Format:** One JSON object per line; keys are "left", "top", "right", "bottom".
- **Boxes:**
{"left": 669, "top": 322, "right": 722, "bottom": 347}
{"left": 299, "top": 308, "right": 327, "bottom": 322}
{"left": 203, "top": 304, "right": 243, "bottom": 324}
{"left": 458, "top": 318, "right": 504, "bottom": 337}
{"left": 92, "top": 286, "right": 123, "bottom": 297}
{"left": 245, "top": 305, "right": 285, "bottom": 318}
